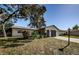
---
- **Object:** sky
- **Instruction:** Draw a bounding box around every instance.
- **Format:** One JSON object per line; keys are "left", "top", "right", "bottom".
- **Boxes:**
{"left": 15, "top": 4, "right": 79, "bottom": 30}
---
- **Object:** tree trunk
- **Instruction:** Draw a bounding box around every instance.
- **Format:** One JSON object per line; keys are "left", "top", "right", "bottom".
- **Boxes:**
{"left": 2, "top": 24, "right": 7, "bottom": 39}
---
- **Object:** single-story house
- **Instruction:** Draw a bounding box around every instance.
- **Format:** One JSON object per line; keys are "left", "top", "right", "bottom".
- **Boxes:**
{"left": 0, "top": 25, "right": 67, "bottom": 38}
{"left": 69, "top": 30, "right": 79, "bottom": 36}
{"left": 11, "top": 25, "right": 66, "bottom": 37}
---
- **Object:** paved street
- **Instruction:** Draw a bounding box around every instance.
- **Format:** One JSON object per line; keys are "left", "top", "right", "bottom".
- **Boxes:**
{"left": 54, "top": 36, "right": 79, "bottom": 43}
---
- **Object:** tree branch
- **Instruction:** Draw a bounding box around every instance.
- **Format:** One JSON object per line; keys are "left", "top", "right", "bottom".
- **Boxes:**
{"left": 2, "top": 9, "right": 19, "bottom": 24}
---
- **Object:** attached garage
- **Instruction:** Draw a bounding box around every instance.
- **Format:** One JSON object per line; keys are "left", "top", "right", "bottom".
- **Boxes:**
{"left": 45, "top": 25, "right": 66, "bottom": 37}
{"left": 46, "top": 29, "right": 57, "bottom": 37}
{"left": 51, "top": 30, "right": 56, "bottom": 37}
{"left": 47, "top": 30, "right": 49, "bottom": 37}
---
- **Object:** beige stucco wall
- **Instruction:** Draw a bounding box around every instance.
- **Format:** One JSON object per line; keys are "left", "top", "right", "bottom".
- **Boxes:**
{"left": 59, "top": 31, "right": 66, "bottom": 35}
{"left": 12, "top": 28, "right": 34, "bottom": 38}
{"left": 12, "top": 28, "right": 23, "bottom": 38}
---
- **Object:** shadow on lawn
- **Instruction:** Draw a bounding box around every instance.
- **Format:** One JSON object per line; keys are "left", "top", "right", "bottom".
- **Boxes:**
{"left": 0, "top": 38, "right": 33, "bottom": 48}
{"left": 3, "top": 43, "right": 24, "bottom": 48}
{"left": 0, "top": 38, "right": 33, "bottom": 43}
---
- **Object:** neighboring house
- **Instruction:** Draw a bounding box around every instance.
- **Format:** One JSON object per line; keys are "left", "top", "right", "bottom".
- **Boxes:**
{"left": 0, "top": 25, "right": 67, "bottom": 38}
{"left": 70, "top": 30, "right": 79, "bottom": 36}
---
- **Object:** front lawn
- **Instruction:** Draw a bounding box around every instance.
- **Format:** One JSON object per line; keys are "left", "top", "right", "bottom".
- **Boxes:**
{"left": 0, "top": 37, "right": 79, "bottom": 55}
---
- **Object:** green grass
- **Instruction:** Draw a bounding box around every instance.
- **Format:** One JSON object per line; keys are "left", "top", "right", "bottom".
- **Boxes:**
{"left": 0, "top": 37, "right": 79, "bottom": 55}
{"left": 63, "top": 35, "right": 79, "bottom": 38}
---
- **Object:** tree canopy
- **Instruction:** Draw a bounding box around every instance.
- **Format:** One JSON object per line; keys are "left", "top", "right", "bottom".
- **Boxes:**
{"left": 0, "top": 4, "right": 46, "bottom": 29}
{"left": 72, "top": 24, "right": 79, "bottom": 30}
{"left": 0, "top": 4, "right": 46, "bottom": 39}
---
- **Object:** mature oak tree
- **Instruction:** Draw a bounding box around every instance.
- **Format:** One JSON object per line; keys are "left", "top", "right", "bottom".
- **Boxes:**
{"left": 0, "top": 4, "right": 46, "bottom": 39}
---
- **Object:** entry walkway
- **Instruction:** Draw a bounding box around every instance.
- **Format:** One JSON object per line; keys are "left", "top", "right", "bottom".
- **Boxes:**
{"left": 54, "top": 36, "right": 79, "bottom": 43}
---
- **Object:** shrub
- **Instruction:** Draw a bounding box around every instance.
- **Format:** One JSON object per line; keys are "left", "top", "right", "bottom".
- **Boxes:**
{"left": 22, "top": 31, "right": 30, "bottom": 39}
{"left": 31, "top": 31, "right": 40, "bottom": 39}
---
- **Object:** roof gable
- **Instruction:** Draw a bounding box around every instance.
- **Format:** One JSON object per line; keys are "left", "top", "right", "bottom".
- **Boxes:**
{"left": 46, "top": 25, "right": 67, "bottom": 32}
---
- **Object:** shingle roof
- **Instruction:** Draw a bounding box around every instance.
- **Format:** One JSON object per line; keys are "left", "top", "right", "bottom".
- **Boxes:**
{"left": 47, "top": 25, "right": 67, "bottom": 32}
{"left": 11, "top": 25, "right": 67, "bottom": 31}
{"left": 11, "top": 25, "right": 36, "bottom": 30}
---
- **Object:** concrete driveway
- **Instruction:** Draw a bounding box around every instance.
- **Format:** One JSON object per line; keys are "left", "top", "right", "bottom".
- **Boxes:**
{"left": 54, "top": 36, "right": 79, "bottom": 43}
